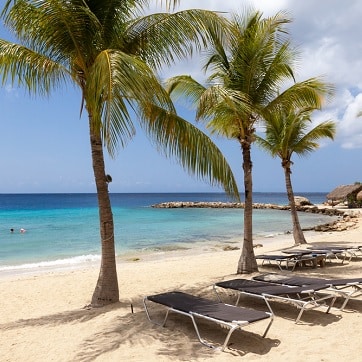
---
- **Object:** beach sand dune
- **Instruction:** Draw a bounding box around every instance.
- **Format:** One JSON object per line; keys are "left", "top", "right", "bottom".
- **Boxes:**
{"left": 1, "top": 216, "right": 362, "bottom": 361}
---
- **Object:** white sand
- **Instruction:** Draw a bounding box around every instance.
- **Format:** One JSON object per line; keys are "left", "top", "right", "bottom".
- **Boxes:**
{"left": 1, "top": 212, "right": 361, "bottom": 361}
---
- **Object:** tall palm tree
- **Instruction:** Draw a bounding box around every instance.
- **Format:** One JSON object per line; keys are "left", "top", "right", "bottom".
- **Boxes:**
{"left": 0, "top": 0, "right": 239, "bottom": 306}
{"left": 256, "top": 107, "right": 336, "bottom": 244}
{"left": 166, "top": 9, "right": 333, "bottom": 273}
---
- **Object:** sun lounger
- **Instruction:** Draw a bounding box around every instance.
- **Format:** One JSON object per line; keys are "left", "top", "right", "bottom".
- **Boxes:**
{"left": 306, "top": 246, "right": 347, "bottom": 263}
{"left": 307, "top": 245, "right": 362, "bottom": 263}
{"left": 253, "top": 273, "right": 362, "bottom": 310}
{"left": 213, "top": 279, "right": 336, "bottom": 323}
{"left": 255, "top": 254, "right": 300, "bottom": 271}
{"left": 143, "top": 291, "right": 273, "bottom": 351}
{"left": 281, "top": 249, "right": 327, "bottom": 268}
{"left": 256, "top": 251, "right": 325, "bottom": 271}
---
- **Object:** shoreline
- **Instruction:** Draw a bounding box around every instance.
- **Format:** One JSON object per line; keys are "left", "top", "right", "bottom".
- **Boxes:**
{"left": 1, "top": 206, "right": 359, "bottom": 280}
{"left": 0, "top": 209, "right": 359, "bottom": 280}
{"left": 1, "top": 214, "right": 361, "bottom": 361}
{"left": 1, "top": 205, "right": 358, "bottom": 280}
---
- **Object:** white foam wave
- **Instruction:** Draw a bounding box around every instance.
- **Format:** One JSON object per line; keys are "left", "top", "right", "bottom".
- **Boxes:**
{"left": 0, "top": 254, "right": 101, "bottom": 272}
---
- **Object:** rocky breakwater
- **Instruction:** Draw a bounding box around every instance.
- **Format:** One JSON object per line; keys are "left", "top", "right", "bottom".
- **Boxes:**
{"left": 151, "top": 201, "right": 361, "bottom": 232}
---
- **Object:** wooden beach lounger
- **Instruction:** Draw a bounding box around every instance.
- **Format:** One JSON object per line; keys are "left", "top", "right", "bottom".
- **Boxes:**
{"left": 253, "top": 273, "right": 362, "bottom": 310}
{"left": 143, "top": 291, "right": 274, "bottom": 351}
{"left": 213, "top": 279, "right": 336, "bottom": 324}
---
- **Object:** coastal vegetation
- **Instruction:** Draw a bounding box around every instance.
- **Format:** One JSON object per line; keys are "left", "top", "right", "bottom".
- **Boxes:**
{"left": 166, "top": 9, "right": 333, "bottom": 273}
{"left": 0, "top": 0, "right": 239, "bottom": 306}
{"left": 256, "top": 107, "right": 336, "bottom": 244}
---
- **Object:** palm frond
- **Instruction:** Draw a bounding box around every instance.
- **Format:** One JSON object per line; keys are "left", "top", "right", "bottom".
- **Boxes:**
{"left": 139, "top": 103, "right": 240, "bottom": 199}
{"left": 125, "top": 9, "right": 229, "bottom": 70}
{"left": 87, "top": 48, "right": 176, "bottom": 156}
{"left": 2, "top": 0, "right": 102, "bottom": 69}
{"left": 165, "top": 75, "right": 206, "bottom": 107}
{"left": 294, "top": 120, "right": 336, "bottom": 155}
{"left": 258, "top": 107, "right": 336, "bottom": 162}
{"left": 0, "top": 39, "right": 68, "bottom": 94}
{"left": 267, "top": 77, "right": 335, "bottom": 114}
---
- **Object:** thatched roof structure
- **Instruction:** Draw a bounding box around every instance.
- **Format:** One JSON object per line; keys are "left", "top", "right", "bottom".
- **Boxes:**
{"left": 327, "top": 184, "right": 362, "bottom": 203}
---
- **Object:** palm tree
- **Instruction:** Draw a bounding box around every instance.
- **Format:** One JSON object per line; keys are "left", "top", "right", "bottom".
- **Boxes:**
{"left": 256, "top": 107, "right": 336, "bottom": 244}
{"left": 166, "top": 9, "right": 333, "bottom": 273}
{"left": 0, "top": 0, "right": 240, "bottom": 306}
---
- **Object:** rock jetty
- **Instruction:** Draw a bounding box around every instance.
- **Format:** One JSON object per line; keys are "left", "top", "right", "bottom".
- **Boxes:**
{"left": 151, "top": 201, "right": 361, "bottom": 232}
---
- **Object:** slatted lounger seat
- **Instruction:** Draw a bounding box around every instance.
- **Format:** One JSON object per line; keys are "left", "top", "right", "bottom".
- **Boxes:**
{"left": 143, "top": 291, "right": 274, "bottom": 351}
{"left": 213, "top": 279, "right": 336, "bottom": 324}
{"left": 253, "top": 273, "right": 362, "bottom": 310}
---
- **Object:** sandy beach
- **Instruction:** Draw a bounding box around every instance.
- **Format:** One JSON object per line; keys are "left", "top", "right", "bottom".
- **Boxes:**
{"left": 1, "top": 210, "right": 361, "bottom": 361}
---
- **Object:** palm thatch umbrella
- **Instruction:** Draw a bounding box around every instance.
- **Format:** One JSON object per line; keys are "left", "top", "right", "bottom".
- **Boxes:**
{"left": 327, "top": 184, "right": 362, "bottom": 206}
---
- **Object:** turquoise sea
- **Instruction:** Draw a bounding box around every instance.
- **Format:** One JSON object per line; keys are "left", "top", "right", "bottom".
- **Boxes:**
{"left": 0, "top": 193, "right": 335, "bottom": 273}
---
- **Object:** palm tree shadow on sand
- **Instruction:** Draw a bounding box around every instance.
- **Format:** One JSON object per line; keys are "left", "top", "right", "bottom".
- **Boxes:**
{"left": 72, "top": 309, "right": 281, "bottom": 361}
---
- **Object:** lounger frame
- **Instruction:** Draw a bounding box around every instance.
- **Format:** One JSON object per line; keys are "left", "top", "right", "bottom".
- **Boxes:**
{"left": 256, "top": 252, "right": 326, "bottom": 272}
{"left": 307, "top": 245, "right": 362, "bottom": 264}
{"left": 253, "top": 273, "right": 362, "bottom": 310}
{"left": 143, "top": 291, "right": 274, "bottom": 351}
{"left": 255, "top": 254, "right": 300, "bottom": 271}
{"left": 332, "top": 281, "right": 362, "bottom": 310}
{"left": 214, "top": 279, "right": 336, "bottom": 324}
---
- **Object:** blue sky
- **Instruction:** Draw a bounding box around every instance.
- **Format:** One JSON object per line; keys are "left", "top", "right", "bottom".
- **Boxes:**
{"left": 0, "top": 0, "right": 361, "bottom": 194}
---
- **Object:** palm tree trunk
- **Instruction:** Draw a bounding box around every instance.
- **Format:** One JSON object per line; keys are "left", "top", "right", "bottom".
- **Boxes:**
{"left": 283, "top": 165, "right": 307, "bottom": 245}
{"left": 89, "top": 127, "right": 119, "bottom": 307}
{"left": 237, "top": 142, "right": 258, "bottom": 273}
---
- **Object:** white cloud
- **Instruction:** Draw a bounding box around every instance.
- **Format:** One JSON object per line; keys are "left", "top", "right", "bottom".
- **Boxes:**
{"left": 337, "top": 92, "right": 362, "bottom": 148}
{"left": 163, "top": 0, "right": 362, "bottom": 150}
{"left": 147, "top": 2, "right": 362, "bottom": 150}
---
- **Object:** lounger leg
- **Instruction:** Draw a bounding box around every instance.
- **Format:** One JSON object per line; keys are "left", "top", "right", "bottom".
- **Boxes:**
{"left": 261, "top": 315, "right": 274, "bottom": 337}
{"left": 294, "top": 294, "right": 337, "bottom": 324}
{"left": 335, "top": 286, "right": 361, "bottom": 310}
{"left": 192, "top": 320, "right": 255, "bottom": 352}
{"left": 189, "top": 314, "right": 217, "bottom": 350}
{"left": 192, "top": 317, "right": 250, "bottom": 352}
{"left": 326, "top": 295, "right": 337, "bottom": 313}
{"left": 143, "top": 298, "right": 171, "bottom": 327}
{"left": 290, "top": 260, "right": 298, "bottom": 272}
{"left": 220, "top": 325, "right": 244, "bottom": 351}
{"left": 339, "top": 295, "right": 351, "bottom": 311}
{"left": 295, "top": 306, "right": 306, "bottom": 324}
{"left": 191, "top": 314, "right": 273, "bottom": 351}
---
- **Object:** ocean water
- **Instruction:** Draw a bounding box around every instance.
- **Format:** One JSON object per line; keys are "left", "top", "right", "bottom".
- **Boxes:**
{"left": 0, "top": 192, "right": 335, "bottom": 273}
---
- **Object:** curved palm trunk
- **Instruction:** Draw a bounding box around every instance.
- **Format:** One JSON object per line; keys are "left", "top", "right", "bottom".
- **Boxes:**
{"left": 283, "top": 164, "right": 307, "bottom": 245}
{"left": 237, "top": 142, "right": 258, "bottom": 273}
{"left": 89, "top": 125, "right": 119, "bottom": 307}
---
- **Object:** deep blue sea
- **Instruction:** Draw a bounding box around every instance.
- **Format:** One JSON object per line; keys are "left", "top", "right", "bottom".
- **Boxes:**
{"left": 0, "top": 192, "right": 334, "bottom": 273}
